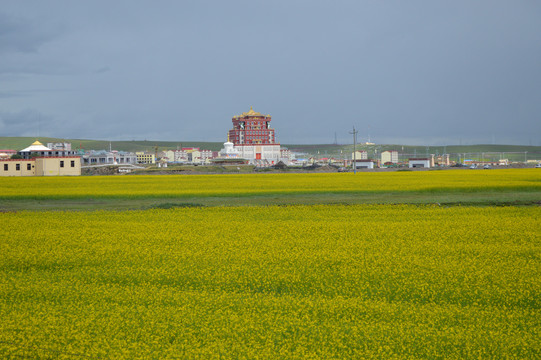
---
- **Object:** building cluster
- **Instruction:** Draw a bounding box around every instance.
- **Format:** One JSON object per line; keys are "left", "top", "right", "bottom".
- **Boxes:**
{"left": 350, "top": 150, "right": 450, "bottom": 169}
{"left": 0, "top": 141, "right": 81, "bottom": 176}
{"left": 159, "top": 147, "right": 218, "bottom": 165}
{"left": 7, "top": 107, "right": 507, "bottom": 176}
{"left": 220, "top": 107, "right": 291, "bottom": 165}
{"left": 0, "top": 108, "right": 294, "bottom": 176}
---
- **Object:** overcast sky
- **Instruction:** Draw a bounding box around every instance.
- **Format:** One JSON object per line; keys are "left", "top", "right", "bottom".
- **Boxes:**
{"left": 1, "top": 1, "right": 540, "bottom": 145}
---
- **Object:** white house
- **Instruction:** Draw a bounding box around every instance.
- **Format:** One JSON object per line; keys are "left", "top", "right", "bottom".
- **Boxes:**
{"left": 408, "top": 158, "right": 431, "bottom": 168}
{"left": 354, "top": 159, "right": 375, "bottom": 169}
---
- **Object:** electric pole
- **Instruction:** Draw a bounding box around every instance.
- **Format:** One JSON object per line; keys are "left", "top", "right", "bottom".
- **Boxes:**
{"left": 349, "top": 126, "right": 358, "bottom": 174}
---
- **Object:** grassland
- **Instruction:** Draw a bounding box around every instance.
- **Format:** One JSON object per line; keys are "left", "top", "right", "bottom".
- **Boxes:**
{"left": 0, "top": 170, "right": 539, "bottom": 358}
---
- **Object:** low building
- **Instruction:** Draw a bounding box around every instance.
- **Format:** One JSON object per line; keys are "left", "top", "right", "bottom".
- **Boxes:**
{"left": 1, "top": 159, "right": 36, "bottom": 176}
{"left": 354, "top": 159, "right": 375, "bottom": 169}
{"left": 160, "top": 150, "right": 175, "bottom": 163}
{"left": 82, "top": 150, "right": 137, "bottom": 165}
{"left": 0, "top": 149, "right": 17, "bottom": 159}
{"left": 19, "top": 141, "right": 77, "bottom": 159}
{"left": 280, "top": 148, "right": 292, "bottom": 164}
{"left": 136, "top": 152, "right": 156, "bottom": 164}
{"left": 409, "top": 158, "right": 431, "bottom": 168}
{"left": 381, "top": 150, "right": 398, "bottom": 164}
{"left": 35, "top": 157, "right": 81, "bottom": 176}
{"left": 352, "top": 151, "right": 368, "bottom": 160}
{"left": 434, "top": 154, "right": 450, "bottom": 166}
{"left": 47, "top": 142, "right": 72, "bottom": 151}
{"left": 176, "top": 150, "right": 188, "bottom": 163}
{"left": 200, "top": 149, "right": 214, "bottom": 161}
{"left": 1, "top": 141, "right": 81, "bottom": 176}
{"left": 1, "top": 157, "right": 81, "bottom": 176}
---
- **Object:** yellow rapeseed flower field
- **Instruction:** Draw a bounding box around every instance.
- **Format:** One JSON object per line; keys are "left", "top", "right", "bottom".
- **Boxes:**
{"left": 0, "top": 168, "right": 539, "bottom": 199}
{"left": 0, "top": 204, "right": 539, "bottom": 358}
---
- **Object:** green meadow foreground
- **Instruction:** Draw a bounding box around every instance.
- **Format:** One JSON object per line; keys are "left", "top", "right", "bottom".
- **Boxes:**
{"left": 0, "top": 170, "right": 540, "bottom": 358}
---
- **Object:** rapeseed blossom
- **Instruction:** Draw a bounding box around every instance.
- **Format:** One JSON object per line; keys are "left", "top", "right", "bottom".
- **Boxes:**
{"left": 0, "top": 204, "right": 539, "bottom": 358}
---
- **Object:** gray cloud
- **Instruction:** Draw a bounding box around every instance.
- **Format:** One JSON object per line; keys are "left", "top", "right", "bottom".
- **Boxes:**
{"left": 0, "top": 109, "right": 53, "bottom": 137}
{"left": 0, "top": 1, "right": 540, "bottom": 145}
{"left": 0, "top": 13, "right": 63, "bottom": 55}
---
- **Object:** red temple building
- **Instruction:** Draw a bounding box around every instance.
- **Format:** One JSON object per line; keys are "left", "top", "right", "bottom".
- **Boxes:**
{"left": 226, "top": 107, "right": 281, "bottom": 164}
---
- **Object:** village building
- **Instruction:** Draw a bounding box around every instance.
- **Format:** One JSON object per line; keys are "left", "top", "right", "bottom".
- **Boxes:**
{"left": 82, "top": 150, "right": 137, "bottom": 165}
{"left": 47, "top": 142, "right": 72, "bottom": 151}
{"left": 0, "top": 141, "right": 81, "bottom": 176}
{"left": 408, "top": 158, "right": 431, "bottom": 168}
{"left": 352, "top": 151, "right": 368, "bottom": 160}
{"left": 381, "top": 150, "right": 399, "bottom": 164}
{"left": 19, "top": 140, "right": 77, "bottom": 159}
{"left": 354, "top": 159, "right": 376, "bottom": 169}
{"left": 136, "top": 152, "right": 156, "bottom": 164}
{"left": 0, "top": 149, "right": 17, "bottom": 159}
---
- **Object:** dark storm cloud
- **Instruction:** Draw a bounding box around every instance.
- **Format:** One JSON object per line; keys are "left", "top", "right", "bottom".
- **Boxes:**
{"left": 0, "top": 1, "right": 540, "bottom": 145}
{"left": 0, "top": 109, "right": 52, "bottom": 137}
{"left": 0, "top": 13, "right": 63, "bottom": 55}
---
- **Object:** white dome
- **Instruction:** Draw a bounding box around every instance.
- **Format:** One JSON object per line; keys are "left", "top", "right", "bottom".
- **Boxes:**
{"left": 20, "top": 140, "right": 52, "bottom": 152}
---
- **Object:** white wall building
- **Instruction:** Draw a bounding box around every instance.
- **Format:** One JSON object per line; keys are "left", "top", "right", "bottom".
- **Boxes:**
{"left": 408, "top": 158, "right": 431, "bottom": 168}
{"left": 354, "top": 159, "right": 375, "bottom": 169}
{"left": 235, "top": 145, "right": 281, "bottom": 165}
{"left": 47, "top": 142, "right": 72, "bottom": 151}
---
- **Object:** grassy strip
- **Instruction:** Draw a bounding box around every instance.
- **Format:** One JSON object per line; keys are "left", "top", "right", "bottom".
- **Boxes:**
{"left": 0, "top": 184, "right": 540, "bottom": 201}
{"left": 1, "top": 191, "right": 539, "bottom": 211}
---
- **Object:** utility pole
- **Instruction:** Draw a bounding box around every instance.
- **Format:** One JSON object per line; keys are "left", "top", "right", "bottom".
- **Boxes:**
{"left": 349, "top": 126, "right": 358, "bottom": 174}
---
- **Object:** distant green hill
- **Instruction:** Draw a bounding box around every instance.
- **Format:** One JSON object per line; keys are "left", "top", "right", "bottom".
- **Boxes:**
{"left": 0, "top": 137, "right": 224, "bottom": 152}
{"left": 1, "top": 137, "right": 540, "bottom": 162}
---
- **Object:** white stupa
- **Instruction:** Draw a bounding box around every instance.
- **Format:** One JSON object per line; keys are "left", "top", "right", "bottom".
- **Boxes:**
{"left": 20, "top": 140, "right": 52, "bottom": 152}
{"left": 219, "top": 141, "right": 240, "bottom": 158}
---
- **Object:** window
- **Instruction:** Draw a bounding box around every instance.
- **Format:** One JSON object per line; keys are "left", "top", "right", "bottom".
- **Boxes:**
{"left": 71, "top": 160, "right": 75, "bottom": 167}
{"left": 16, "top": 164, "right": 20, "bottom": 171}
{"left": 3, "top": 164, "right": 7, "bottom": 171}
{"left": 27, "top": 163, "right": 32, "bottom": 170}
{"left": 60, "top": 160, "right": 64, "bottom": 168}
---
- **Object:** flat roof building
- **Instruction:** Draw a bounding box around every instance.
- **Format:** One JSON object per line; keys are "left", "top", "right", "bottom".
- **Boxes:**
{"left": 1, "top": 141, "right": 81, "bottom": 176}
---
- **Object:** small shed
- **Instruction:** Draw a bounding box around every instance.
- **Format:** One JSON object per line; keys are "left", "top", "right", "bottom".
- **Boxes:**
{"left": 354, "top": 159, "right": 375, "bottom": 169}
{"left": 408, "top": 158, "right": 431, "bottom": 168}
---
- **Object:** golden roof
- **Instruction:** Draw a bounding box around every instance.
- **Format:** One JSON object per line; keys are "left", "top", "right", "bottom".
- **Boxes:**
{"left": 233, "top": 106, "right": 271, "bottom": 118}
{"left": 32, "top": 140, "right": 44, "bottom": 146}
{"left": 244, "top": 106, "right": 260, "bottom": 116}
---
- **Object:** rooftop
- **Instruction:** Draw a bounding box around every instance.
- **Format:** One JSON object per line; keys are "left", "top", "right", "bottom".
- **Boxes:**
{"left": 233, "top": 106, "right": 270, "bottom": 119}
{"left": 20, "top": 140, "right": 52, "bottom": 152}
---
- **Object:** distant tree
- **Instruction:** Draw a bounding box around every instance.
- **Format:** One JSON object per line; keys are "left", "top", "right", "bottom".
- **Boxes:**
{"left": 10, "top": 154, "right": 22, "bottom": 159}
{"left": 30, "top": 152, "right": 41, "bottom": 158}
